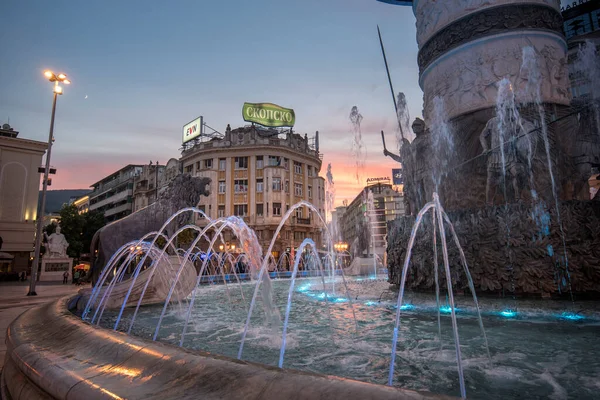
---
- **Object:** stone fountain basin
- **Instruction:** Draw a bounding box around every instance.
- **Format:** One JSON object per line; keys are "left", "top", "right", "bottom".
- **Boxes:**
{"left": 1, "top": 296, "right": 451, "bottom": 400}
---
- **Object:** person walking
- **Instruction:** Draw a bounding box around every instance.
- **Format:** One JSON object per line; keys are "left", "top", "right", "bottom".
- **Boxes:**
{"left": 73, "top": 270, "right": 80, "bottom": 285}
{"left": 62, "top": 270, "right": 69, "bottom": 284}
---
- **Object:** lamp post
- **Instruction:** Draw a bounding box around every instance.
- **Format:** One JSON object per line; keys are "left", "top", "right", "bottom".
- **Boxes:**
{"left": 27, "top": 70, "right": 70, "bottom": 296}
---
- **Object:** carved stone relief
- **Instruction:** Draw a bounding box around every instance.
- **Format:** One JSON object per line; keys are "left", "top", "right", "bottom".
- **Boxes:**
{"left": 415, "top": 0, "right": 561, "bottom": 47}
{"left": 422, "top": 35, "right": 571, "bottom": 121}
{"left": 417, "top": 4, "right": 563, "bottom": 73}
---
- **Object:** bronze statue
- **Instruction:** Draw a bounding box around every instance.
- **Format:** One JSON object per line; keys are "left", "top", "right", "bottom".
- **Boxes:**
{"left": 381, "top": 118, "right": 430, "bottom": 214}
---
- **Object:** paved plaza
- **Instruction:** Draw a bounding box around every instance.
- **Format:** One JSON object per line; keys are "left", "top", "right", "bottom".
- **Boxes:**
{"left": 0, "top": 281, "right": 86, "bottom": 374}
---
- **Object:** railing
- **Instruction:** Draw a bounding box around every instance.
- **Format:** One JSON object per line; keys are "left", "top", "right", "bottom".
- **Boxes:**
{"left": 294, "top": 217, "right": 311, "bottom": 225}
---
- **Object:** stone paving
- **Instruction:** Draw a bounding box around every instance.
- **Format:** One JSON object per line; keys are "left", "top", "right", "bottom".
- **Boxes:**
{"left": 0, "top": 280, "right": 86, "bottom": 373}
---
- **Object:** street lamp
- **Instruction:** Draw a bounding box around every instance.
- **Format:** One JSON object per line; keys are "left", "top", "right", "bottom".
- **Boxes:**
{"left": 27, "top": 70, "right": 70, "bottom": 296}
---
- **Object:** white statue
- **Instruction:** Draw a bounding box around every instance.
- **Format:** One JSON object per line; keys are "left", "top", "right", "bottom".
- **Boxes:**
{"left": 44, "top": 225, "right": 69, "bottom": 258}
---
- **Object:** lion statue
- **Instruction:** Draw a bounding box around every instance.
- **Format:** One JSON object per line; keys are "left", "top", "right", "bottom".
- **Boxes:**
{"left": 89, "top": 173, "right": 211, "bottom": 284}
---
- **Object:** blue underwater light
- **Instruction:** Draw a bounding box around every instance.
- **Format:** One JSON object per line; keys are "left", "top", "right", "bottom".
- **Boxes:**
{"left": 559, "top": 312, "right": 585, "bottom": 321}
{"left": 440, "top": 305, "right": 459, "bottom": 314}
{"left": 500, "top": 310, "right": 518, "bottom": 318}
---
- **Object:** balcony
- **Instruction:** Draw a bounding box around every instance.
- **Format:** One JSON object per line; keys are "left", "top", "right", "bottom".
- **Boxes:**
{"left": 293, "top": 217, "right": 311, "bottom": 225}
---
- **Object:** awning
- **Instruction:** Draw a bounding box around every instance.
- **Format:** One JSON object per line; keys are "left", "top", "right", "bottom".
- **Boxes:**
{"left": 0, "top": 252, "right": 15, "bottom": 260}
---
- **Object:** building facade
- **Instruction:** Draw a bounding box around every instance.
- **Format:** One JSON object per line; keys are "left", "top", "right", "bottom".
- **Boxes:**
{"left": 133, "top": 162, "right": 166, "bottom": 212}
{"left": 340, "top": 182, "right": 404, "bottom": 259}
{"left": 72, "top": 195, "right": 90, "bottom": 214}
{"left": 132, "top": 158, "right": 181, "bottom": 212}
{"left": 563, "top": 0, "right": 600, "bottom": 100}
{"left": 0, "top": 124, "right": 47, "bottom": 273}
{"left": 181, "top": 125, "right": 325, "bottom": 260}
{"left": 89, "top": 165, "right": 143, "bottom": 222}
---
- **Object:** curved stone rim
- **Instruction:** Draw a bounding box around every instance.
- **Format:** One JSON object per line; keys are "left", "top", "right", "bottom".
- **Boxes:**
{"left": 417, "top": 3, "right": 564, "bottom": 74}
{"left": 419, "top": 29, "right": 568, "bottom": 88}
{"left": 1, "top": 296, "right": 454, "bottom": 400}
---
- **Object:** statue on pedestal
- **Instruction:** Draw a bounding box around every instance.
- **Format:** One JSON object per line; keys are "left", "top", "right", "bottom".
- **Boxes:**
{"left": 44, "top": 225, "right": 69, "bottom": 258}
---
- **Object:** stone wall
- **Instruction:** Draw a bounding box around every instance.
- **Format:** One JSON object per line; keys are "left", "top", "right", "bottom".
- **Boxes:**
{"left": 387, "top": 200, "right": 600, "bottom": 296}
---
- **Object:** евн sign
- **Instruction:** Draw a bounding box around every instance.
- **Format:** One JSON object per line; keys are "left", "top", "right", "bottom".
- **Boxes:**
{"left": 183, "top": 117, "right": 202, "bottom": 143}
{"left": 242, "top": 103, "right": 295, "bottom": 128}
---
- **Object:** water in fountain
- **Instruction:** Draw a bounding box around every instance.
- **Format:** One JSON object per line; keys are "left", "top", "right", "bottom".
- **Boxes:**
{"left": 388, "top": 193, "right": 490, "bottom": 399}
{"left": 325, "top": 163, "right": 336, "bottom": 235}
{"left": 84, "top": 196, "right": 600, "bottom": 398}
{"left": 521, "top": 46, "right": 574, "bottom": 302}
{"left": 238, "top": 200, "right": 357, "bottom": 359}
{"left": 349, "top": 106, "right": 366, "bottom": 183}
{"left": 494, "top": 78, "right": 524, "bottom": 302}
{"left": 429, "top": 96, "right": 454, "bottom": 193}
{"left": 395, "top": 92, "right": 414, "bottom": 145}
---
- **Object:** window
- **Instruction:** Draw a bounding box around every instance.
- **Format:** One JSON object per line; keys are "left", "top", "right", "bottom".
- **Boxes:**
{"left": 256, "top": 156, "right": 264, "bottom": 169}
{"left": 196, "top": 161, "right": 201, "bottom": 170}
{"left": 295, "top": 208, "right": 303, "bottom": 219}
{"left": 308, "top": 185, "right": 312, "bottom": 198}
{"left": 204, "top": 159, "right": 213, "bottom": 169}
{"left": 234, "top": 179, "right": 248, "bottom": 193}
{"left": 294, "top": 231, "right": 306, "bottom": 241}
{"left": 273, "top": 202, "right": 282, "bottom": 216}
{"left": 235, "top": 157, "right": 248, "bottom": 169}
{"left": 294, "top": 183, "right": 303, "bottom": 196}
{"left": 272, "top": 177, "right": 282, "bottom": 191}
{"left": 268, "top": 156, "right": 280, "bottom": 166}
{"left": 233, "top": 204, "right": 248, "bottom": 217}
{"left": 285, "top": 180, "right": 289, "bottom": 193}
{"left": 219, "top": 158, "right": 226, "bottom": 171}
{"left": 185, "top": 165, "right": 193, "bottom": 173}
{"left": 307, "top": 166, "right": 313, "bottom": 177}
{"left": 256, "top": 203, "right": 264, "bottom": 216}
{"left": 284, "top": 231, "right": 290, "bottom": 240}
{"left": 256, "top": 230, "right": 263, "bottom": 240}
{"left": 218, "top": 205, "right": 225, "bottom": 218}
{"left": 294, "top": 161, "right": 302, "bottom": 174}
{"left": 256, "top": 179, "right": 263, "bottom": 193}
{"left": 198, "top": 205, "right": 206, "bottom": 219}
{"left": 218, "top": 181, "right": 226, "bottom": 194}
{"left": 283, "top": 158, "right": 289, "bottom": 170}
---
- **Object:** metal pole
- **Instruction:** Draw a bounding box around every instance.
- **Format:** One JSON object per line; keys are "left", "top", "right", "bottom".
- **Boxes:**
{"left": 377, "top": 25, "right": 404, "bottom": 141}
{"left": 28, "top": 91, "right": 58, "bottom": 296}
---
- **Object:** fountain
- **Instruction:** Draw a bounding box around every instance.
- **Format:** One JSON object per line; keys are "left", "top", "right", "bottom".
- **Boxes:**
{"left": 3, "top": 1, "right": 600, "bottom": 400}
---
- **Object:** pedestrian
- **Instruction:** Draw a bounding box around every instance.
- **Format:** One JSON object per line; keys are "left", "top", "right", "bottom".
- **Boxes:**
{"left": 73, "top": 270, "right": 80, "bottom": 285}
{"left": 62, "top": 270, "right": 68, "bottom": 284}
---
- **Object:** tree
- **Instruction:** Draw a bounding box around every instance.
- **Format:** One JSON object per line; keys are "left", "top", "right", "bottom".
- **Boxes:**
{"left": 58, "top": 204, "right": 84, "bottom": 258}
{"left": 82, "top": 210, "right": 105, "bottom": 255}
{"left": 46, "top": 205, "right": 107, "bottom": 259}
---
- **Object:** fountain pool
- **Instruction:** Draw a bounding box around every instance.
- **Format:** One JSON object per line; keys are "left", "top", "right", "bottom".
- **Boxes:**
{"left": 88, "top": 276, "right": 600, "bottom": 400}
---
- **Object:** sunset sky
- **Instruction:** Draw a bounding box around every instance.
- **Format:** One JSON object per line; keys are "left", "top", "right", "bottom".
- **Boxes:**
{"left": 4, "top": 1, "right": 572, "bottom": 206}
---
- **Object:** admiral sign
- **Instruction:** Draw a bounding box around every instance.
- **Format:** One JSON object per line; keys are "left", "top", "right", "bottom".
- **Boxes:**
{"left": 366, "top": 177, "right": 390, "bottom": 184}
{"left": 242, "top": 102, "right": 295, "bottom": 128}
{"left": 183, "top": 117, "right": 203, "bottom": 143}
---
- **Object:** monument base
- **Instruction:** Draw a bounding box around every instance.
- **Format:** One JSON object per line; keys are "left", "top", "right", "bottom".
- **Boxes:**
{"left": 40, "top": 257, "right": 73, "bottom": 282}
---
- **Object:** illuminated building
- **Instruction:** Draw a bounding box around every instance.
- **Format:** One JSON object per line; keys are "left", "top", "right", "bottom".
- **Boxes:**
{"left": 181, "top": 125, "right": 325, "bottom": 259}
{"left": 0, "top": 123, "right": 47, "bottom": 273}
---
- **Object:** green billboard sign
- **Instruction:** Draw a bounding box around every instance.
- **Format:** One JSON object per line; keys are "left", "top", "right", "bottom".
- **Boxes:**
{"left": 242, "top": 102, "right": 295, "bottom": 127}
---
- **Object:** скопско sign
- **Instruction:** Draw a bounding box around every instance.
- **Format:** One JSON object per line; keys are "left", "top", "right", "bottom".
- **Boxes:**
{"left": 243, "top": 103, "right": 295, "bottom": 128}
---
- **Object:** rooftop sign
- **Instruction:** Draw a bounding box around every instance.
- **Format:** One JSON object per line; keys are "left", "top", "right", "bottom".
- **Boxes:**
{"left": 183, "top": 117, "right": 202, "bottom": 143}
{"left": 366, "top": 177, "right": 390, "bottom": 184}
{"left": 242, "top": 103, "right": 295, "bottom": 128}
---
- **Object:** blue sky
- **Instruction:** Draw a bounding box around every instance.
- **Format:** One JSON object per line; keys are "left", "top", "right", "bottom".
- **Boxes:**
{"left": 0, "top": 0, "right": 572, "bottom": 202}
